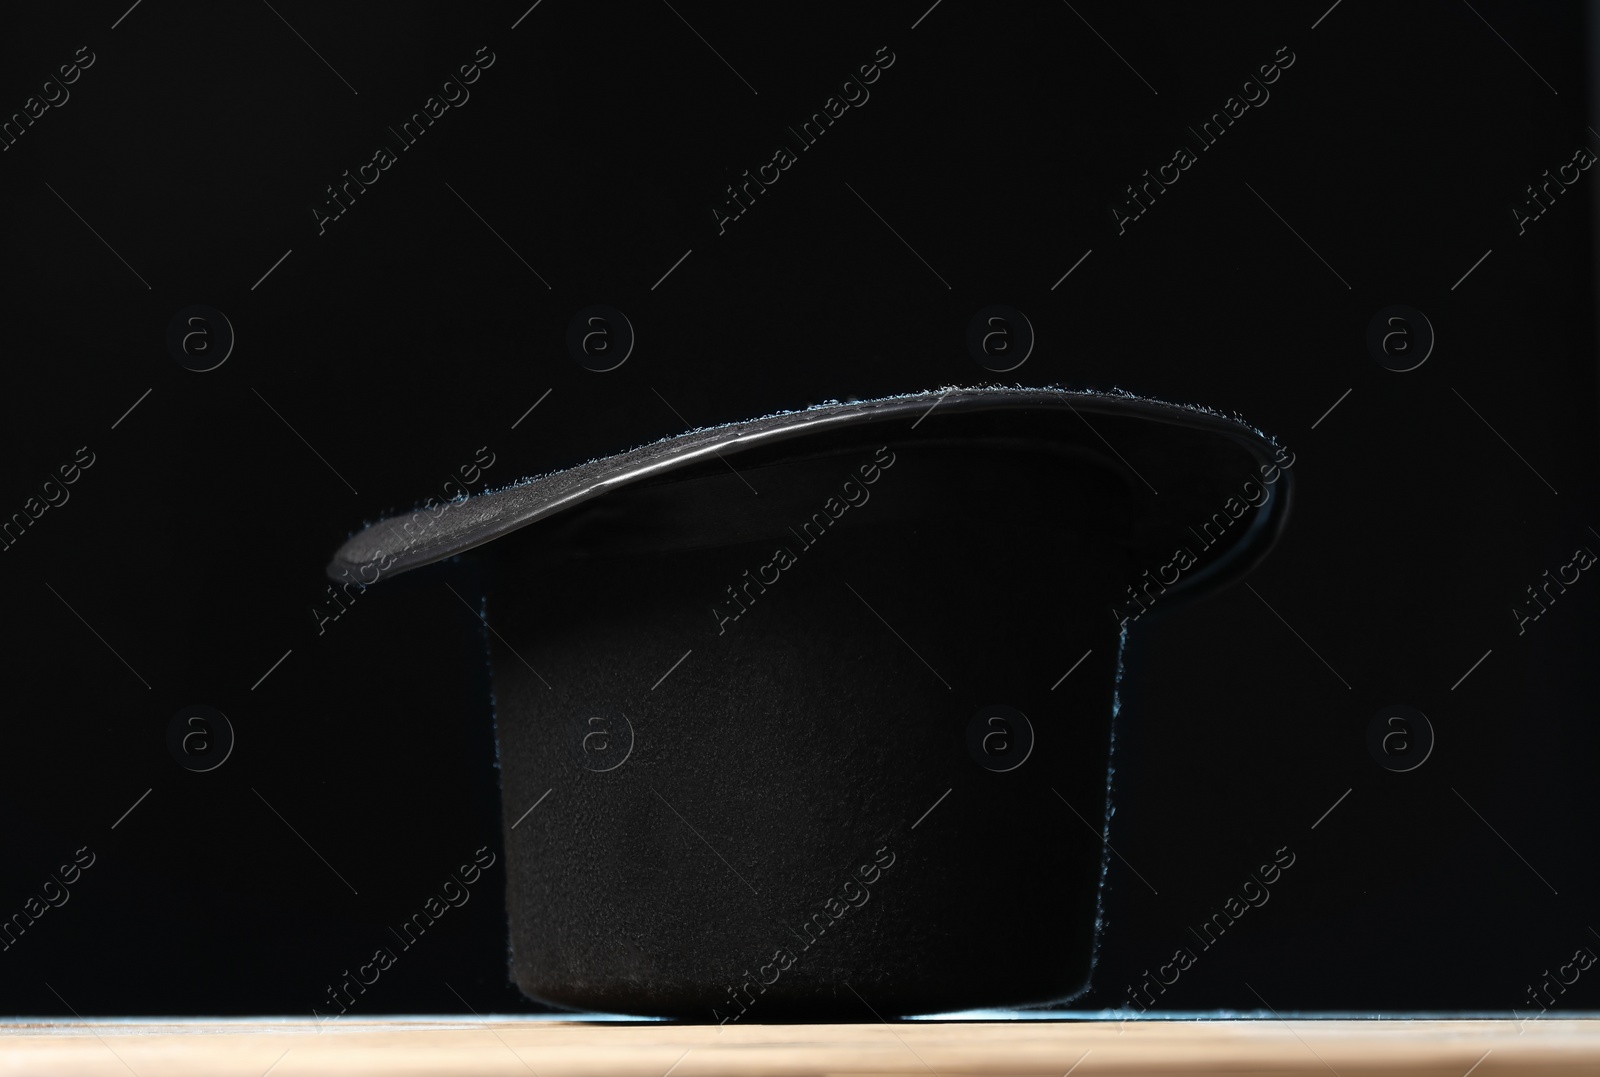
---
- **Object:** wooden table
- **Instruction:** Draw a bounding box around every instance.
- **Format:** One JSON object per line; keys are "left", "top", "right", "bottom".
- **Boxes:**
{"left": 2, "top": 1018, "right": 1597, "bottom": 1075}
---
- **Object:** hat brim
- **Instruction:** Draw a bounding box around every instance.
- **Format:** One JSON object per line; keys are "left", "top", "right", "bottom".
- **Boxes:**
{"left": 327, "top": 385, "right": 1294, "bottom": 609}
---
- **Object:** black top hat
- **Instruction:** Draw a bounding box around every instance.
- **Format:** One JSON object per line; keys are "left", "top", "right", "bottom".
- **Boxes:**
{"left": 328, "top": 385, "right": 1294, "bottom": 1020}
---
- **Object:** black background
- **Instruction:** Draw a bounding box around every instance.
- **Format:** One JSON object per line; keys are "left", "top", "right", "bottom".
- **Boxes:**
{"left": 1, "top": 0, "right": 1596, "bottom": 1018}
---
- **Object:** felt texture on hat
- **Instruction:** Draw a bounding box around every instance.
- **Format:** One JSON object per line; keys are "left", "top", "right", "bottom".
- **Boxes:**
{"left": 483, "top": 441, "right": 1134, "bottom": 1017}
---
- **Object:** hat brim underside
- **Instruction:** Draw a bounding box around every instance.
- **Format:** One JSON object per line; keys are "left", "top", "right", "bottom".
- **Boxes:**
{"left": 327, "top": 386, "right": 1294, "bottom": 605}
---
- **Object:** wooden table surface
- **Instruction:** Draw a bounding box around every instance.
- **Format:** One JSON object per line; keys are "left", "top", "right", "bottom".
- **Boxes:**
{"left": 1, "top": 1019, "right": 1598, "bottom": 1076}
